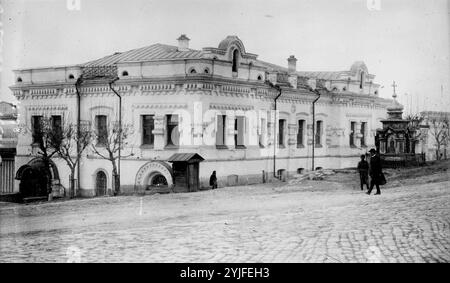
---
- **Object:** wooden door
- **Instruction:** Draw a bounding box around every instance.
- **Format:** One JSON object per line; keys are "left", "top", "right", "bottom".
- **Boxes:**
{"left": 96, "top": 171, "right": 107, "bottom": 196}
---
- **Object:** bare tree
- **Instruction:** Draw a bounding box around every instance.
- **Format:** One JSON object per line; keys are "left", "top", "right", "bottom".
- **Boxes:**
{"left": 32, "top": 116, "right": 60, "bottom": 199}
{"left": 91, "top": 120, "right": 134, "bottom": 195}
{"left": 405, "top": 113, "right": 424, "bottom": 153}
{"left": 427, "top": 115, "right": 449, "bottom": 160}
{"left": 49, "top": 121, "right": 93, "bottom": 198}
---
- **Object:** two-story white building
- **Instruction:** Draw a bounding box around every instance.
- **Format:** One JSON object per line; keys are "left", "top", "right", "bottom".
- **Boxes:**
{"left": 10, "top": 35, "right": 391, "bottom": 198}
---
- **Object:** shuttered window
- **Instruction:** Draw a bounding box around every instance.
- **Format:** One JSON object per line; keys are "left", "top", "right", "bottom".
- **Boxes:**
{"left": 235, "top": 116, "right": 245, "bottom": 148}
{"left": 216, "top": 115, "right": 226, "bottom": 147}
{"left": 142, "top": 115, "right": 155, "bottom": 146}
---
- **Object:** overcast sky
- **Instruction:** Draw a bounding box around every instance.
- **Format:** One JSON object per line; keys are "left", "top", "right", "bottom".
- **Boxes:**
{"left": 1, "top": 0, "right": 449, "bottom": 112}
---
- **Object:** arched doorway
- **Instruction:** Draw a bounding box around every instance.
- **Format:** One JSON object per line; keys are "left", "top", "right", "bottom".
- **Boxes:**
{"left": 16, "top": 158, "right": 59, "bottom": 198}
{"left": 135, "top": 161, "right": 174, "bottom": 193}
{"left": 95, "top": 171, "right": 107, "bottom": 196}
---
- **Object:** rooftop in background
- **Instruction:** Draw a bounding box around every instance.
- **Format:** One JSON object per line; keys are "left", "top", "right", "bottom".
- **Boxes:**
{"left": 0, "top": 102, "right": 18, "bottom": 120}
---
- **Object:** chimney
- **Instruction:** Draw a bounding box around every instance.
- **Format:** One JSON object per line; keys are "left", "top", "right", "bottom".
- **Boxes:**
{"left": 177, "top": 34, "right": 190, "bottom": 51}
{"left": 287, "top": 55, "right": 297, "bottom": 73}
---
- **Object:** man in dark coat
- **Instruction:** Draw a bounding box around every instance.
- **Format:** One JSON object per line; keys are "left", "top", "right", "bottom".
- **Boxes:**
{"left": 357, "top": 154, "right": 369, "bottom": 191}
{"left": 367, "top": 148, "right": 383, "bottom": 195}
{"left": 209, "top": 171, "right": 217, "bottom": 189}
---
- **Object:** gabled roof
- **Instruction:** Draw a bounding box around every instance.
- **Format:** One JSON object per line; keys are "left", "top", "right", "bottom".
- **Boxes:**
{"left": 167, "top": 153, "right": 204, "bottom": 163}
{"left": 82, "top": 43, "right": 205, "bottom": 67}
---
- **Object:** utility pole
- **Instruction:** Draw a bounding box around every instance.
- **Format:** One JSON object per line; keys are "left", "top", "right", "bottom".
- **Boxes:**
{"left": 266, "top": 81, "right": 282, "bottom": 178}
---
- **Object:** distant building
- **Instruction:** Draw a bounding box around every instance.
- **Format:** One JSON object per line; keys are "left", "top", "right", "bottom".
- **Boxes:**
{"left": 10, "top": 35, "right": 391, "bottom": 197}
{"left": 420, "top": 111, "right": 450, "bottom": 160}
{"left": 0, "top": 101, "right": 18, "bottom": 195}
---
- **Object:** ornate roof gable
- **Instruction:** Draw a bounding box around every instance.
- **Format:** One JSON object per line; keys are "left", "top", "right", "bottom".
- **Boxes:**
{"left": 202, "top": 36, "right": 258, "bottom": 60}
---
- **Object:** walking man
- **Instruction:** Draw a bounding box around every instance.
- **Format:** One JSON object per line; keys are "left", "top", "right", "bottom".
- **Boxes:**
{"left": 367, "top": 148, "right": 383, "bottom": 195}
{"left": 357, "top": 154, "right": 369, "bottom": 191}
{"left": 209, "top": 171, "right": 218, "bottom": 189}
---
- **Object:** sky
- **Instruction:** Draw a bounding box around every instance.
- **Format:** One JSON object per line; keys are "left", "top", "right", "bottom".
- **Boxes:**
{"left": 1, "top": 0, "right": 449, "bottom": 113}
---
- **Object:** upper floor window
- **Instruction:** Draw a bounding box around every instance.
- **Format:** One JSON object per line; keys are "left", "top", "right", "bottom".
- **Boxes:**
{"left": 232, "top": 49, "right": 239, "bottom": 73}
{"left": 142, "top": 115, "right": 155, "bottom": 147}
{"left": 204, "top": 68, "right": 210, "bottom": 74}
{"left": 95, "top": 115, "right": 108, "bottom": 146}
{"left": 278, "top": 119, "right": 286, "bottom": 147}
{"left": 360, "top": 71, "right": 365, "bottom": 89}
{"left": 315, "top": 120, "right": 323, "bottom": 147}
{"left": 189, "top": 68, "right": 197, "bottom": 74}
{"left": 17, "top": 77, "right": 23, "bottom": 83}
{"left": 297, "top": 119, "right": 305, "bottom": 148}
{"left": 257, "top": 75, "right": 263, "bottom": 81}
{"left": 52, "top": 115, "right": 62, "bottom": 133}
{"left": 166, "top": 114, "right": 179, "bottom": 147}
{"left": 234, "top": 116, "right": 245, "bottom": 148}
{"left": 122, "top": 71, "right": 129, "bottom": 76}
{"left": 361, "top": 122, "right": 367, "bottom": 147}
{"left": 68, "top": 74, "right": 75, "bottom": 80}
{"left": 259, "top": 118, "right": 266, "bottom": 148}
{"left": 31, "top": 115, "right": 43, "bottom": 145}
{"left": 350, "top": 121, "right": 356, "bottom": 147}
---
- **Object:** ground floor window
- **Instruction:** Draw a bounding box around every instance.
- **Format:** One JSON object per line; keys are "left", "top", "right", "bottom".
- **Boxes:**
{"left": 315, "top": 120, "right": 323, "bottom": 147}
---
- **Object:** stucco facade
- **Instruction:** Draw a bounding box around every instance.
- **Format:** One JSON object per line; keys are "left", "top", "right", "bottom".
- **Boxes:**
{"left": 10, "top": 35, "right": 392, "bottom": 197}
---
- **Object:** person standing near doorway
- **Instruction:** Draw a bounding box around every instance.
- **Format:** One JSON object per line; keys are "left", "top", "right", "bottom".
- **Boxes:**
{"left": 209, "top": 171, "right": 218, "bottom": 189}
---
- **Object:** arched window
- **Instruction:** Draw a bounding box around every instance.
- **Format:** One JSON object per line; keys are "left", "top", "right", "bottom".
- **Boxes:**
{"left": 122, "top": 71, "right": 129, "bottom": 76}
{"left": 68, "top": 74, "right": 75, "bottom": 80}
{"left": 204, "top": 68, "right": 210, "bottom": 74}
{"left": 189, "top": 68, "right": 197, "bottom": 74}
{"left": 17, "top": 77, "right": 23, "bottom": 83}
{"left": 257, "top": 75, "right": 263, "bottom": 81}
{"left": 232, "top": 49, "right": 239, "bottom": 73}
{"left": 343, "top": 87, "right": 347, "bottom": 91}
{"left": 360, "top": 71, "right": 365, "bottom": 89}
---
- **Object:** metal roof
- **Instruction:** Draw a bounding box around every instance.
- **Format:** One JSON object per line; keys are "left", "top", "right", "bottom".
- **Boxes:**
{"left": 167, "top": 153, "right": 205, "bottom": 162}
{"left": 82, "top": 43, "right": 205, "bottom": 67}
{"left": 297, "top": 71, "right": 346, "bottom": 80}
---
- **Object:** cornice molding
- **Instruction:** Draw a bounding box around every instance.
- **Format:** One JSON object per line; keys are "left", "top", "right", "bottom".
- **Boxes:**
{"left": 27, "top": 105, "right": 68, "bottom": 111}
{"left": 209, "top": 103, "right": 254, "bottom": 111}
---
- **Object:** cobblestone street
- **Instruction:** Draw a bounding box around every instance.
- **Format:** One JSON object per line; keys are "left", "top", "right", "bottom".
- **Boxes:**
{"left": 1, "top": 176, "right": 449, "bottom": 263}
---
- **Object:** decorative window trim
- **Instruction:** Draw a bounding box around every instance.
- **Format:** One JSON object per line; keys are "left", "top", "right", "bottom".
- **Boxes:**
{"left": 209, "top": 103, "right": 253, "bottom": 111}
